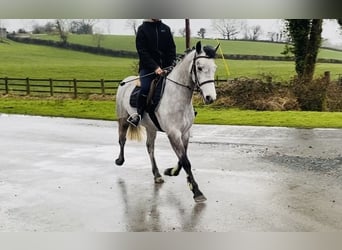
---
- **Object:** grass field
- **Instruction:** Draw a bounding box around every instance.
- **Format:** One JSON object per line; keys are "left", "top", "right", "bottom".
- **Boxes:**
{"left": 1, "top": 36, "right": 342, "bottom": 128}
{"left": 0, "top": 40, "right": 135, "bottom": 79}
{"left": 1, "top": 39, "right": 342, "bottom": 81}
{"left": 31, "top": 34, "right": 342, "bottom": 60}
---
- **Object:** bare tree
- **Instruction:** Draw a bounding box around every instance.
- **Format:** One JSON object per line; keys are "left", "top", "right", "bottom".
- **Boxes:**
{"left": 93, "top": 33, "right": 105, "bottom": 48}
{"left": 0, "top": 20, "right": 5, "bottom": 42}
{"left": 126, "top": 19, "right": 138, "bottom": 35}
{"left": 267, "top": 31, "right": 277, "bottom": 42}
{"left": 179, "top": 28, "right": 186, "bottom": 37}
{"left": 212, "top": 19, "right": 241, "bottom": 40}
{"left": 56, "top": 19, "right": 69, "bottom": 44}
{"left": 250, "top": 25, "right": 262, "bottom": 40}
{"left": 243, "top": 24, "right": 262, "bottom": 40}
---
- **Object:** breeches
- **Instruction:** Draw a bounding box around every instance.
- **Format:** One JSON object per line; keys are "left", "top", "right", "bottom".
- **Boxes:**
{"left": 139, "top": 69, "right": 156, "bottom": 96}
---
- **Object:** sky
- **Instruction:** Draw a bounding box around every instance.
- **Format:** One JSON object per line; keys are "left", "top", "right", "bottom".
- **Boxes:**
{"left": 1, "top": 19, "right": 342, "bottom": 46}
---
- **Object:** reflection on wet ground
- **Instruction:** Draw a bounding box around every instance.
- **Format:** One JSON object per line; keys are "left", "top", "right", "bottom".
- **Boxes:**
{"left": 116, "top": 178, "right": 207, "bottom": 232}
{"left": 0, "top": 115, "right": 341, "bottom": 231}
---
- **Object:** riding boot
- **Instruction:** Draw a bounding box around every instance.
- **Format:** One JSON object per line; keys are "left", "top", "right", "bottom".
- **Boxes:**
{"left": 127, "top": 94, "right": 147, "bottom": 127}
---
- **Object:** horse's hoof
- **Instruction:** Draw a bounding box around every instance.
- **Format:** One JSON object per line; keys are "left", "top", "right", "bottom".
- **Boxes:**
{"left": 164, "top": 167, "right": 179, "bottom": 176}
{"left": 164, "top": 168, "right": 172, "bottom": 176}
{"left": 194, "top": 195, "right": 207, "bottom": 203}
{"left": 154, "top": 176, "right": 164, "bottom": 184}
{"left": 115, "top": 158, "right": 124, "bottom": 166}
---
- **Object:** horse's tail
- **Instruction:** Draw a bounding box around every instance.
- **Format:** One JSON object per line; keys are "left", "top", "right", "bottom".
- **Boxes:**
{"left": 127, "top": 124, "right": 145, "bottom": 141}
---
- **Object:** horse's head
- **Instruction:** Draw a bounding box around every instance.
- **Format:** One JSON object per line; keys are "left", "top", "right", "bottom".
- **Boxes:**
{"left": 191, "top": 41, "right": 218, "bottom": 104}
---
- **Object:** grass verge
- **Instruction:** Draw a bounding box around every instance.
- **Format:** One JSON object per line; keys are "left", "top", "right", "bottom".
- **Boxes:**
{"left": 1, "top": 97, "right": 342, "bottom": 128}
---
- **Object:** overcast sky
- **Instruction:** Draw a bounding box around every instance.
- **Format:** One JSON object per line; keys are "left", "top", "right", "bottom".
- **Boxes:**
{"left": 1, "top": 19, "right": 342, "bottom": 45}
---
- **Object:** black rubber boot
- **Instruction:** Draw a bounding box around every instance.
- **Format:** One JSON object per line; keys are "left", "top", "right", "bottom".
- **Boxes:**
{"left": 127, "top": 94, "right": 147, "bottom": 127}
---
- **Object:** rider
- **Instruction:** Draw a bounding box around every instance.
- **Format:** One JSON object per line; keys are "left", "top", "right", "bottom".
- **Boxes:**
{"left": 127, "top": 19, "right": 177, "bottom": 127}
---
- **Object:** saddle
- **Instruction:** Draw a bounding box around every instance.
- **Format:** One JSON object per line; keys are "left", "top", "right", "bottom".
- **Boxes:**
{"left": 129, "top": 76, "right": 166, "bottom": 131}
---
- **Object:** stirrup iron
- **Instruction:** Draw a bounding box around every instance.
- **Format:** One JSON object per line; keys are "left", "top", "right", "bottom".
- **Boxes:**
{"left": 127, "top": 113, "right": 141, "bottom": 127}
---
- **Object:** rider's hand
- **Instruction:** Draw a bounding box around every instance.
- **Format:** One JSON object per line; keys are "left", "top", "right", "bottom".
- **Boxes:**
{"left": 154, "top": 67, "right": 164, "bottom": 75}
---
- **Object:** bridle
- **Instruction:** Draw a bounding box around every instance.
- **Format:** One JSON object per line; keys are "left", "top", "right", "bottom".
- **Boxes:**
{"left": 166, "top": 53, "right": 215, "bottom": 92}
{"left": 190, "top": 55, "right": 216, "bottom": 92}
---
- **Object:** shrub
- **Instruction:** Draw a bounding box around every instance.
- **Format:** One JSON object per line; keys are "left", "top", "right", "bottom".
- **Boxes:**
{"left": 291, "top": 77, "right": 329, "bottom": 111}
{"left": 214, "top": 78, "right": 299, "bottom": 111}
{"left": 326, "top": 81, "right": 342, "bottom": 111}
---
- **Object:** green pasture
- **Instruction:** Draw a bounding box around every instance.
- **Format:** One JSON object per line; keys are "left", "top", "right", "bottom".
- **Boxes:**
{"left": 1, "top": 39, "right": 341, "bottom": 81}
{"left": 0, "top": 40, "right": 135, "bottom": 79}
{"left": 31, "top": 34, "right": 342, "bottom": 60}
{"left": 1, "top": 37, "right": 342, "bottom": 128}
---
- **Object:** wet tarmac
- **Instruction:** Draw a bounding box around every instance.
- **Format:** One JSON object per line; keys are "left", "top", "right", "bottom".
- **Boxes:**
{"left": 0, "top": 114, "right": 341, "bottom": 231}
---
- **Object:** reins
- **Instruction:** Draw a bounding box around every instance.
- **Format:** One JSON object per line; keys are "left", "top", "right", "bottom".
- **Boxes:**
{"left": 120, "top": 66, "right": 174, "bottom": 86}
{"left": 166, "top": 53, "right": 215, "bottom": 93}
{"left": 120, "top": 50, "right": 215, "bottom": 94}
{"left": 166, "top": 77, "right": 192, "bottom": 90}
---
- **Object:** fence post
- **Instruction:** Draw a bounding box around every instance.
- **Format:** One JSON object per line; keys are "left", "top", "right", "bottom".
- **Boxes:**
{"left": 26, "top": 77, "right": 30, "bottom": 95}
{"left": 324, "top": 71, "right": 330, "bottom": 84}
{"left": 100, "top": 79, "right": 105, "bottom": 95}
{"left": 73, "top": 78, "right": 77, "bottom": 98}
{"left": 4, "top": 77, "right": 9, "bottom": 94}
{"left": 49, "top": 78, "right": 54, "bottom": 96}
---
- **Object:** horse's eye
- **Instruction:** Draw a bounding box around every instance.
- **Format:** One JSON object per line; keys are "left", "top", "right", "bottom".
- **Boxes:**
{"left": 198, "top": 66, "right": 203, "bottom": 71}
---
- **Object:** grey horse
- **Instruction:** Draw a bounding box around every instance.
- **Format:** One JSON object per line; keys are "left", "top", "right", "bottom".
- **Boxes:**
{"left": 115, "top": 41, "right": 218, "bottom": 202}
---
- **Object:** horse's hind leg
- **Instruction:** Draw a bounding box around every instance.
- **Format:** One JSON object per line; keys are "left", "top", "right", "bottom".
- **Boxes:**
{"left": 146, "top": 128, "right": 164, "bottom": 184}
{"left": 166, "top": 131, "right": 206, "bottom": 202}
{"left": 115, "top": 118, "right": 129, "bottom": 166}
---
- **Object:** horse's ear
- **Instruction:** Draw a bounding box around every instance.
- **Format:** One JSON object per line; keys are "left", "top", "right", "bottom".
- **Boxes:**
{"left": 196, "top": 41, "right": 202, "bottom": 54}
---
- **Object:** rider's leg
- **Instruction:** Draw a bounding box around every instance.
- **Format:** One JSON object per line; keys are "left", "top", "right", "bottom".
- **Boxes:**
{"left": 127, "top": 69, "right": 153, "bottom": 127}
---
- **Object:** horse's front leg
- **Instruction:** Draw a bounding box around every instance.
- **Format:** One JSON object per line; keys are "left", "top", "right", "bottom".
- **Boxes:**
{"left": 146, "top": 128, "right": 164, "bottom": 184}
{"left": 115, "top": 118, "right": 129, "bottom": 166}
{"left": 165, "top": 130, "right": 206, "bottom": 202}
{"left": 164, "top": 131, "right": 190, "bottom": 177}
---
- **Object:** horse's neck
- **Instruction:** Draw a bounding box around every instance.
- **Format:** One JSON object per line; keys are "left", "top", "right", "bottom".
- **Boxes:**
{"left": 168, "top": 53, "right": 194, "bottom": 89}
{"left": 164, "top": 56, "right": 193, "bottom": 103}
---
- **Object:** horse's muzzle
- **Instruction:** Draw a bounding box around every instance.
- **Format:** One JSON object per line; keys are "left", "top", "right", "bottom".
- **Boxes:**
{"left": 205, "top": 95, "right": 214, "bottom": 104}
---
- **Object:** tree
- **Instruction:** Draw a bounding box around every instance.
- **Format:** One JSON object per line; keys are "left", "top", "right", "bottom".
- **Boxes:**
{"left": 56, "top": 19, "right": 69, "bottom": 44}
{"left": 197, "top": 28, "right": 206, "bottom": 39}
{"left": 250, "top": 25, "right": 262, "bottom": 40}
{"left": 70, "top": 19, "right": 96, "bottom": 34}
{"left": 285, "top": 19, "right": 323, "bottom": 81}
{"left": 126, "top": 19, "right": 138, "bottom": 35}
{"left": 243, "top": 24, "right": 262, "bottom": 40}
{"left": 212, "top": 19, "right": 241, "bottom": 40}
{"left": 179, "top": 28, "right": 186, "bottom": 37}
{"left": 284, "top": 19, "right": 325, "bottom": 111}
{"left": 93, "top": 33, "right": 105, "bottom": 48}
{"left": 32, "top": 21, "right": 56, "bottom": 34}
{"left": 0, "top": 20, "right": 5, "bottom": 42}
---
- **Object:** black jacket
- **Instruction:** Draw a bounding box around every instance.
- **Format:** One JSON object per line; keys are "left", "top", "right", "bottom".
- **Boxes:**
{"left": 136, "top": 20, "right": 176, "bottom": 72}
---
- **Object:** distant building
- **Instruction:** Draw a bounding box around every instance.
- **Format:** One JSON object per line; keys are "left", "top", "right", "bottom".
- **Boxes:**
{"left": 0, "top": 28, "right": 7, "bottom": 39}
